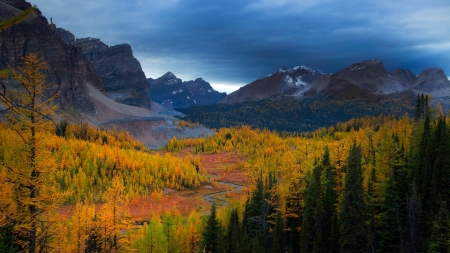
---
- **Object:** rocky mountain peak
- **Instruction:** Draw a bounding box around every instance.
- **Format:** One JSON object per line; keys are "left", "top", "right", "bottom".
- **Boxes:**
{"left": 0, "top": 0, "right": 104, "bottom": 113}
{"left": 149, "top": 73, "right": 225, "bottom": 108}
{"left": 412, "top": 68, "right": 450, "bottom": 96}
{"left": 74, "top": 37, "right": 151, "bottom": 108}
{"left": 154, "top": 72, "right": 182, "bottom": 86}
{"left": 332, "top": 59, "right": 391, "bottom": 93}
{"left": 417, "top": 68, "right": 448, "bottom": 82}
{"left": 340, "top": 59, "right": 386, "bottom": 73}
{"left": 162, "top": 71, "right": 176, "bottom": 79}
{"left": 219, "top": 65, "right": 325, "bottom": 104}
{"left": 56, "top": 28, "right": 75, "bottom": 44}
{"left": 390, "top": 68, "right": 417, "bottom": 90}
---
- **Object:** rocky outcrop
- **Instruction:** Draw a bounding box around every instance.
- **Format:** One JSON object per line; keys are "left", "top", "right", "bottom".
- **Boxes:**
{"left": 411, "top": 68, "right": 450, "bottom": 97}
{"left": 0, "top": 0, "right": 104, "bottom": 113}
{"left": 74, "top": 38, "right": 151, "bottom": 109}
{"left": 56, "top": 28, "right": 75, "bottom": 44}
{"left": 219, "top": 66, "right": 324, "bottom": 104}
{"left": 149, "top": 72, "right": 226, "bottom": 108}
{"left": 331, "top": 59, "right": 393, "bottom": 93}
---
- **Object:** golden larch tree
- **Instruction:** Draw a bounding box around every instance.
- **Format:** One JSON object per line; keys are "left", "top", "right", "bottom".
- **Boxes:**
{"left": 0, "top": 53, "right": 65, "bottom": 253}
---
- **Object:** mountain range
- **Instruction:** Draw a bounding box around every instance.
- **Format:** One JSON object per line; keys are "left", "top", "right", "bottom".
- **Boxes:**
{"left": 179, "top": 60, "right": 450, "bottom": 132}
{"left": 1, "top": 0, "right": 450, "bottom": 144}
{"left": 219, "top": 59, "right": 450, "bottom": 106}
{"left": 0, "top": 0, "right": 211, "bottom": 148}
{"left": 148, "top": 72, "right": 226, "bottom": 108}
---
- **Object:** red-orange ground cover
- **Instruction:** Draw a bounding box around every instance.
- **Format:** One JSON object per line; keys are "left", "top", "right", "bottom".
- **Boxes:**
{"left": 60, "top": 151, "right": 249, "bottom": 219}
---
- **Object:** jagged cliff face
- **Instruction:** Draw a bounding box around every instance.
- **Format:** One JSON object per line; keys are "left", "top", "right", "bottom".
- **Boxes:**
{"left": 0, "top": 0, "right": 104, "bottom": 113}
{"left": 73, "top": 38, "right": 151, "bottom": 109}
{"left": 149, "top": 72, "right": 226, "bottom": 108}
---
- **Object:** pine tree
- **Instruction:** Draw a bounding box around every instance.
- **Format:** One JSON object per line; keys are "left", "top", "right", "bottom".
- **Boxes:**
{"left": 321, "top": 146, "right": 338, "bottom": 253}
{"left": 329, "top": 212, "right": 339, "bottom": 253}
{"left": 313, "top": 199, "right": 324, "bottom": 253}
{"left": 243, "top": 173, "right": 268, "bottom": 237}
{"left": 428, "top": 201, "right": 450, "bottom": 253}
{"left": 202, "top": 203, "right": 220, "bottom": 253}
{"left": 339, "top": 142, "right": 368, "bottom": 253}
{"left": 226, "top": 208, "right": 240, "bottom": 253}
{"left": 301, "top": 169, "right": 320, "bottom": 253}
{"left": 377, "top": 176, "right": 400, "bottom": 253}
{"left": 405, "top": 185, "right": 421, "bottom": 253}
{"left": 271, "top": 210, "right": 285, "bottom": 253}
{"left": 415, "top": 94, "right": 422, "bottom": 120}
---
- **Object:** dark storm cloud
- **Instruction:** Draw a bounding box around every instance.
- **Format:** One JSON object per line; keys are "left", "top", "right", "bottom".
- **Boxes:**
{"left": 32, "top": 0, "right": 450, "bottom": 93}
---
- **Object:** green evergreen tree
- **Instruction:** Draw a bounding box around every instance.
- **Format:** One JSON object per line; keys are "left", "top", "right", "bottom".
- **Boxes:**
{"left": 428, "top": 201, "right": 450, "bottom": 253}
{"left": 226, "top": 208, "right": 240, "bottom": 253}
{"left": 321, "top": 146, "right": 338, "bottom": 253}
{"left": 0, "top": 223, "right": 19, "bottom": 253}
{"left": 329, "top": 212, "right": 339, "bottom": 253}
{"left": 366, "top": 166, "right": 378, "bottom": 253}
{"left": 339, "top": 142, "right": 368, "bottom": 253}
{"left": 313, "top": 199, "right": 324, "bottom": 253}
{"left": 301, "top": 165, "right": 322, "bottom": 253}
{"left": 377, "top": 176, "right": 400, "bottom": 253}
{"left": 243, "top": 173, "right": 268, "bottom": 237}
{"left": 405, "top": 185, "right": 421, "bottom": 253}
{"left": 271, "top": 210, "right": 285, "bottom": 253}
{"left": 202, "top": 203, "right": 220, "bottom": 253}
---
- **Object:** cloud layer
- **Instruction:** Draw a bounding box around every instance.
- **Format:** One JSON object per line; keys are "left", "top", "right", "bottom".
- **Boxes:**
{"left": 32, "top": 0, "right": 450, "bottom": 93}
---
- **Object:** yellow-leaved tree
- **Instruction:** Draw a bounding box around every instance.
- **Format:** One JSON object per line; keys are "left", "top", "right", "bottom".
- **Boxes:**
{"left": 97, "top": 176, "right": 132, "bottom": 253}
{"left": 0, "top": 53, "right": 65, "bottom": 253}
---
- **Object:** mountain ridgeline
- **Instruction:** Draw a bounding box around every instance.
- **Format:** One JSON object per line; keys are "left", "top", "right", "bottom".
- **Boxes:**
{"left": 220, "top": 59, "right": 450, "bottom": 105}
{"left": 0, "top": 0, "right": 104, "bottom": 113}
{"left": 0, "top": 0, "right": 213, "bottom": 148}
{"left": 180, "top": 59, "right": 450, "bottom": 132}
{"left": 56, "top": 33, "right": 153, "bottom": 109}
{"left": 148, "top": 72, "right": 226, "bottom": 108}
{"left": 219, "top": 65, "right": 325, "bottom": 104}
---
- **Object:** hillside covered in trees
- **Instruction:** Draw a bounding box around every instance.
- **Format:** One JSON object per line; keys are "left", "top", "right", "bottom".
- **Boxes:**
{"left": 1, "top": 54, "right": 449, "bottom": 252}
{"left": 178, "top": 94, "right": 415, "bottom": 132}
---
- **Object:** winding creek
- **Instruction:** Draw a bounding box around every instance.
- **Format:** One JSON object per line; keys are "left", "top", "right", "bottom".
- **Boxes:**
{"left": 204, "top": 174, "right": 243, "bottom": 206}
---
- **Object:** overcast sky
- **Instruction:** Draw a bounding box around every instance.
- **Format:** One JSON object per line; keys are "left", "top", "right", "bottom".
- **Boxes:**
{"left": 32, "top": 0, "right": 450, "bottom": 93}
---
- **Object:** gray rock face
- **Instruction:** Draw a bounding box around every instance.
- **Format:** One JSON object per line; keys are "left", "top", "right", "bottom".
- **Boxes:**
{"left": 219, "top": 66, "right": 324, "bottom": 104}
{"left": 74, "top": 38, "right": 152, "bottom": 109}
{"left": 0, "top": 0, "right": 104, "bottom": 113}
{"left": 56, "top": 28, "right": 75, "bottom": 44}
{"left": 412, "top": 68, "right": 450, "bottom": 97}
{"left": 332, "top": 59, "right": 394, "bottom": 93}
{"left": 149, "top": 72, "right": 226, "bottom": 108}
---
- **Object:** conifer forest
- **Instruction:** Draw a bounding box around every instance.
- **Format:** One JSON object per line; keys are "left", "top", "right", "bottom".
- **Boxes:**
{"left": 1, "top": 55, "right": 450, "bottom": 253}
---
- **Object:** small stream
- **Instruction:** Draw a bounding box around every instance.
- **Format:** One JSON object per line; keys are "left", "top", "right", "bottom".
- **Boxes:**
{"left": 204, "top": 174, "right": 243, "bottom": 206}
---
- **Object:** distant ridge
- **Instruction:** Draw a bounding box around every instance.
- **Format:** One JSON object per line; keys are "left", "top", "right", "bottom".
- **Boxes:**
{"left": 219, "top": 65, "right": 324, "bottom": 104}
{"left": 219, "top": 59, "right": 450, "bottom": 106}
{"left": 148, "top": 72, "right": 226, "bottom": 108}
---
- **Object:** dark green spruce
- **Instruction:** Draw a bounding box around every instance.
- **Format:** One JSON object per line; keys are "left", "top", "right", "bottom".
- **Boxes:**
{"left": 339, "top": 142, "right": 368, "bottom": 253}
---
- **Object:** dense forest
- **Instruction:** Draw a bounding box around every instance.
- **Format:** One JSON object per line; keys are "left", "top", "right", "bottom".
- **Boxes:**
{"left": 177, "top": 94, "right": 414, "bottom": 132}
{"left": 1, "top": 54, "right": 450, "bottom": 253}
